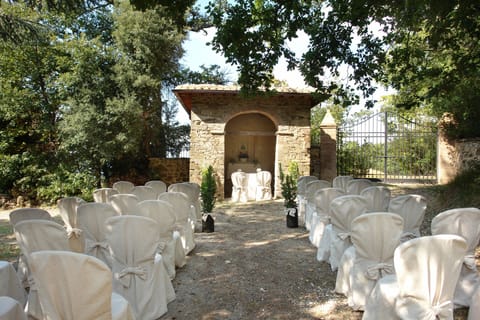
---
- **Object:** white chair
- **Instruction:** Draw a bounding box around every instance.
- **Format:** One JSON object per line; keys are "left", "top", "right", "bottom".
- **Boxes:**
{"left": 158, "top": 192, "right": 196, "bottom": 255}
{"left": 231, "top": 170, "right": 248, "bottom": 203}
{"left": 112, "top": 181, "right": 134, "bottom": 194}
{"left": 136, "top": 200, "right": 187, "bottom": 279}
{"left": 105, "top": 215, "right": 176, "bottom": 319}
{"left": 468, "top": 285, "right": 480, "bottom": 320}
{"left": 131, "top": 185, "right": 158, "bottom": 201}
{"left": 8, "top": 207, "right": 53, "bottom": 288}
{"left": 77, "top": 202, "right": 118, "bottom": 268}
{"left": 317, "top": 195, "right": 368, "bottom": 271}
{"left": 57, "top": 196, "right": 86, "bottom": 253}
{"left": 255, "top": 170, "right": 272, "bottom": 201}
{"left": 109, "top": 194, "right": 139, "bottom": 215}
{"left": 93, "top": 188, "right": 119, "bottom": 203}
{"left": 431, "top": 207, "right": 480, "bottom": 307}
{"left": 332, "top": 175, "right": 353, "bottom": 193}
{"left": 29, "top": 250, "right": 135, "bottom": 320}
{"left": 9, "top": 208, "right": 52, "bottom": 226}
{"left": 305, "top": 179, "right": 332, "bottom": 231}
{"left": 346, "top": 179, "right": 375, "bottom": 195}
{"left": 0, "top": 261, "right": 27, "bottom": 307}
{"left": 14, "top": 220, "right": 72, "bottom": 319}
{"left": 145, "top": 180, "right": 167, "bottom": 195}
{"left": 360, "top": 186, "right": 391, "bottom": 212}
{"left": 388, "top": 194, "right": 427, "bottom": 242}
{"left": 0, "top": 296, "right": 27, "bottom": 320}
{"left": 363, "top": 235, "right": 467, "bottom": 320}
{"left": 168, "top": 182, "right": 202, "bottom": 221}
{"left": 297, "top": 176, "right": 318, "bottom": 227}
{"left": 309, "top": 187, "right": 344, "bottom": 248}
{"left": 335, "top": 212, "right": 403, "bottom": 310}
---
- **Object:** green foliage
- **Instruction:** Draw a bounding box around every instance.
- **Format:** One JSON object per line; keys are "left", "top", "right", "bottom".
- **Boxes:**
{"left": 0, "top": 0, "right": 198, "bottom": 203}
{"left": 200, "top": 165, "right": 216, "bottom": 213}
{"left": 337, "top": 141, "right": 376, "bottom": 177}
{"left": 279, "top": 162, "right": 299, "bottom": 208}
{"left": 208, "top": 0, "right": 480, "bottom": 136}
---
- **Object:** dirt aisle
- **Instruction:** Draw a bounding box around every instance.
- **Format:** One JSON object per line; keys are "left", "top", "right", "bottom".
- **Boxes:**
{"left": 162, "top": 200, "right": 360, "bottom": 320}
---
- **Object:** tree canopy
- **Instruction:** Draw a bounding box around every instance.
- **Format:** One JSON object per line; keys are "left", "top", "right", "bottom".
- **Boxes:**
{"left": 0, "top": 0, "right": 228, "bottom": 203}
{"left": 208, "top": 0, "right": 480, "bottom": 138}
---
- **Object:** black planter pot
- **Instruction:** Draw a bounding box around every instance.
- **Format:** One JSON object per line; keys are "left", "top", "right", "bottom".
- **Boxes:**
{"left": 202, "top": 213, "right": 215, "bottom": 233}
{"left": 286, "top": 207, "right": 298, "bottom": 228}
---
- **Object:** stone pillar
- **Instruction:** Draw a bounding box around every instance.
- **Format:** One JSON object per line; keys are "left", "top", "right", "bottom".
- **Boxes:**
{"left": 319, "top": 110, "right": 337, "bottom": 181}
{"left": 437, "top": 113, "right": 459, "bottom": 184}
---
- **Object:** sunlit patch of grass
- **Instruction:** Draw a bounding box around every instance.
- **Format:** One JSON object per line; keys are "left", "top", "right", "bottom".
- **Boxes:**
{"left": 0, "top": 222, "right": 19, "bottom": 262}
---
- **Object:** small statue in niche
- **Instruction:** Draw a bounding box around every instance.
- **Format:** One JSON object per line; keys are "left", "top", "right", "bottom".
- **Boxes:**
{"left": 238, "top": 144, "right": 248, "bottom": 162}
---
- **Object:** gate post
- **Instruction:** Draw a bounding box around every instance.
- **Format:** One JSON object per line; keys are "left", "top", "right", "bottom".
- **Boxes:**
{"left": 319, "top": 110, "right": 337, "bottom": 181}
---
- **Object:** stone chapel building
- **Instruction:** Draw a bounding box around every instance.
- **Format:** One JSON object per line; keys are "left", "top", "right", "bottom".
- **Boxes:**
{"left": 174, "top": 84, "right": 319, "bottom": 200}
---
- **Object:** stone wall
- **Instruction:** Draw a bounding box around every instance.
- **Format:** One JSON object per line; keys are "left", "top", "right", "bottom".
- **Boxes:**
{"left": 187, "top": 91, "right": 313, "bottom": 199}
{"left": 437, "top": 134, "right": 480, "bottom": 184}
{"left": 148, "top": 158, "right": 190, "bottom": 187}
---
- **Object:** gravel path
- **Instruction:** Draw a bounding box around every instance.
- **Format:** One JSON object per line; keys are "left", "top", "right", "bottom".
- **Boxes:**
{"left": 162, "top": 200, "right": 361, "bottom": 320}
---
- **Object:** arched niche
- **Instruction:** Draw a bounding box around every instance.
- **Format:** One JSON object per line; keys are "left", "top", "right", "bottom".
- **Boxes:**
{"left": 224, "top": 113, "right": 277, "bottom": 197}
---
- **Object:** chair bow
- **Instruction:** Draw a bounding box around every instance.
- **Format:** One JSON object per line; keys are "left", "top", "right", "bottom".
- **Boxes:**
{"left": 85, "top": 239, "right": 109, "bottom": 252}
{"left": 464, "top": 254, "right": 477, "bottom": 270}
{"left": 431, "top": 300, "right": 453, "bottom": 318}
{"left": 66, "top": 227, "right": 82, "bottom": 239}
{"left": 337, "top": 232, "right": 350, "bottom": 240}
{"left": 117, "top": 266, "right": 147, "bottom": 288}
{"left": 365, "top": 262, "right": 394, "bottom": 280}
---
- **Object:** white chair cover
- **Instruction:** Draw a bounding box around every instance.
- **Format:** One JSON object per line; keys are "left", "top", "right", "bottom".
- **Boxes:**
{"left": 105, "top": 216, "right": 175, "bottom": 320}
{"left": 112, "top": 181, "right": 134, "bottom": 194}
{"left": 131, "top": 186, "right": 157, "bottom": 201}
{"left": 8, "top": 208, "right": 52, "bottom": 288}
{"left": 168, "top": 182, "right": 202, "bottom": 220}
{"left": 109, "top": 194, "right": 139, "bottom": 215}
{"left": 297, "top": 176, "right": 318, "bottom": 227}
{"left": 346, "top": 179, "right": 375, "bottom": 195}
{"left": 136, "top": 200, "right": 187, "bottom": 279}
{"left": 309, "top": 187, "right": 344, "bottom": 247}
{"left": 388, "top": 194, "right": 427, "bottom": 242}
{"left": 14, "top": 220, "right": 71, "bottom": 319}
{"left": 317, "top": 195, "right": 367, "bottom": 271}
{"left": 468, "top": 285, "right": 480, "bottom": 320}
{"left": 0, "top": 261, "right": 27, "bottom": 307}
{"left": 255, "top": 170, "right": 272, "bottom": 201}
{"left": 431, "top": 207, "right": 480, "bottom": 307}
{"left": 0, "top": 296, "right": 27, "bottom": 320}
{"left": 158, "top": 192, "right": 196, "bottom": 255}
{"left": 231, "top": 170, "right": 248, "bottom": 203}
{"left": 9, "top": 208, "right": 52, "bottom": 226}
{"left": 93, "top": 188, "right": 119, "bottom": 203}
{"left": 110, "top": 193, "right": 140, "bottom": 215}
{"left": 332, "top": 175, "right": 353, "bottom": 193}
{"left": 29, "top": 250, "right": 135, "bottom": 320}
{"left": 363, "top": 235, "right": 467, "bottom": 320}
{"left": 335, "top": 212, "right": 403, "bottom": 310}
{"left": 145, "top": 180, "right": 167, "bottom": 195}
{"left": 305, "top": 180, "right": 332, "bottom": 231}
{"left": 58, "top": 196, "right": 86, "bottom": 253}
{"left": 77, "top": 202, "right": 118, "bottom": 268}
{"left": 360, "top": 186, "right": 391, "bottom": 212}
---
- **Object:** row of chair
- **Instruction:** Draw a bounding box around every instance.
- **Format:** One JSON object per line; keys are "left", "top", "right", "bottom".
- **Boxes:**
{"left": 4, "top": 179, "right": 202, "bottom": 320}
{"left": 296, "top": 175, "right": 480, "bottom": 319}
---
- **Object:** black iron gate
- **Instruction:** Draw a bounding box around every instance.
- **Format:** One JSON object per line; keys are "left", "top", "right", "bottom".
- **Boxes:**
{"left": 336, "top": 111, "right": 437, "bottom": 183}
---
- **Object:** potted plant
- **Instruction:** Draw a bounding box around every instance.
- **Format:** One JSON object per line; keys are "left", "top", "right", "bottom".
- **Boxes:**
{"left": 279, "top": 162, "right": 300, "bottom": 228}
{"left": 200, "top": 165, "right": 216, "bottom": 232}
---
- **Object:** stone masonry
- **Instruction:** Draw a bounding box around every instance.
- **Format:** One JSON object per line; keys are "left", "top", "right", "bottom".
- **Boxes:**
{"left": 174, "top": 85, "right": 316, "bottom": 200}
